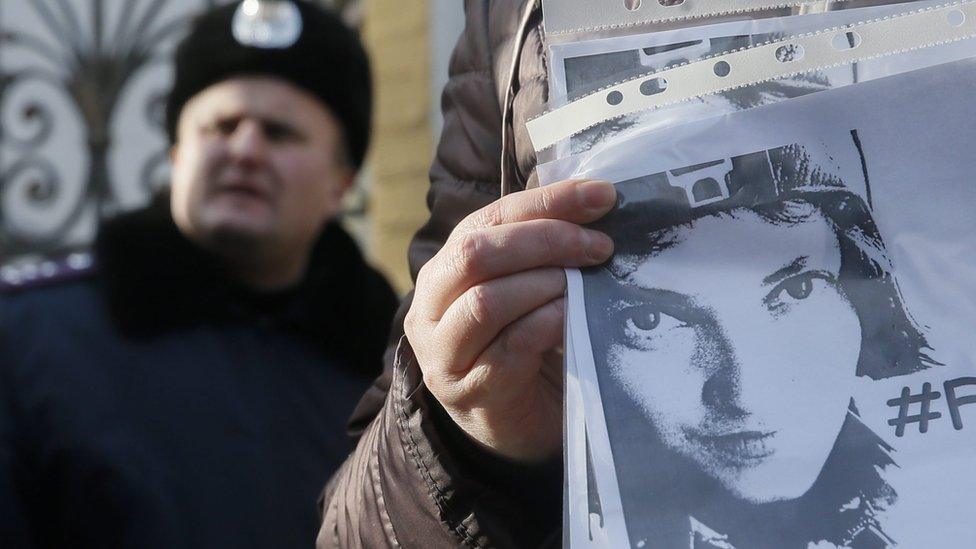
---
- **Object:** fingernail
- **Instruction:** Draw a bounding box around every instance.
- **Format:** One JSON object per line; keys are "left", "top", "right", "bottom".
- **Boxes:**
{"left": 577, "top": 180, "right": 616, "bottom": 210}
{"left": 584, "top": 229, "right": 614, "bottom": 261}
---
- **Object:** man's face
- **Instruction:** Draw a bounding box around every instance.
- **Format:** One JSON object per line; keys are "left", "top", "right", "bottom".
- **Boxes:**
{"left": 170, "top": 76, "right": 351, "bottom": 260}
{"left": 602, "top": 206, "right": 860, "bottom": 503}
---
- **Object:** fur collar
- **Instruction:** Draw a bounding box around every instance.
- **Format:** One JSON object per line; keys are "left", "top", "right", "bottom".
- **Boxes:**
{"left": 94, "top": 195, "right": 398, "bottom": 378}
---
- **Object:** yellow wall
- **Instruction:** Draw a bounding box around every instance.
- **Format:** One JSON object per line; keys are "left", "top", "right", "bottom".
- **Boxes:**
{"left": 360, "top": 0, "right": 433, "bottom": 294}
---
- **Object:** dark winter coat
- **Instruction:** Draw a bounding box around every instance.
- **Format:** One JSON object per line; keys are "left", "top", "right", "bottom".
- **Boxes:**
{"left": 0, "top": 198, "right": 399, "bottom": 548}
{"left": 318, "top": 1, "right": 561, "bottom": 547}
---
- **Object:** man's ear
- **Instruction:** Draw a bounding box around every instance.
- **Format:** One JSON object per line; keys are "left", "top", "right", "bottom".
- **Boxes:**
{"left": 169, "top": 142, "right": 180, "bottom": 165}
{"left": 339, "top": 169, "right": 356, "bottom": 193}
{"left": 330, "top": 165, "right": 357, "bottom": 200}
{"left": 326, "top": 168, "right": 357, "bottom": 219}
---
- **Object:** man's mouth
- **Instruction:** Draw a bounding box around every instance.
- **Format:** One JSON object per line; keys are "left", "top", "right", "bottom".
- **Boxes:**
{"left": 684, "top": 429, "right": 777, "bottom": 468}
{"left": 215, "top": 180, "right": 271, "bottom": 201}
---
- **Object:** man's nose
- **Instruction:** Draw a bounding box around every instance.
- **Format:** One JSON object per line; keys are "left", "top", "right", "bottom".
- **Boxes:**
{"left": 227, "top": 120, "right": 269, "bottom": 164}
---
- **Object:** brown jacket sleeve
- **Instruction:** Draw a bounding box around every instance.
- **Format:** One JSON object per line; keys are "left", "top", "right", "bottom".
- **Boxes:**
{"left": 318, "top": 2, "right": 559, "bottom": 547}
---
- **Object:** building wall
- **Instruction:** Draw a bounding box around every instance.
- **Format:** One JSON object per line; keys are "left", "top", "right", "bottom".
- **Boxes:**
{"left": 361, "top": 0, "right": 463, "bottom": 293}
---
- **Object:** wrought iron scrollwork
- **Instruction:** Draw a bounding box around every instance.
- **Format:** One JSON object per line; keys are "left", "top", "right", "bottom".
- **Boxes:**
{"left": 0, "top": 70, "right": 58, "bottom": 150}
{"left": 0, "top": 64, "right": 79, "bottom": 257}
{"left": 0, "top": 0, "right": 204, "bottom": 261}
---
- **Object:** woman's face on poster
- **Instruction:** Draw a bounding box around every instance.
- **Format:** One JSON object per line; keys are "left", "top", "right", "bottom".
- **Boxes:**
{"left": 605, "top": 207, "right": 861, "bottom": 503}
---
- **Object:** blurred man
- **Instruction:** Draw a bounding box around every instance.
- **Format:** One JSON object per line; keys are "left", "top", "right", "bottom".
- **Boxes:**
{"left": 0, "top": 1, "right": 397, "bottom": 547}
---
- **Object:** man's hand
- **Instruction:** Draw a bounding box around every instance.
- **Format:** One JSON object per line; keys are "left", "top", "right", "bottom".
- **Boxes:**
{"left": 404, "top": 179, "right": 616, "bottom": 463}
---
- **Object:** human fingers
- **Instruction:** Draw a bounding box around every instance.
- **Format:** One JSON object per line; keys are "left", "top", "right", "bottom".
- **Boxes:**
{"left": 440, "top": 297, "right": 567, "bottom": 462}
{"left": 480, "top": 295, "right": 566, "bottom": 381}
{"left": 453, "top": 179, "right": 616, "bottom": 236}
{"left": 426, "top": 268, "right": 567, "bottom": 378}
{"left": 412, "top": 218, "right": 611, "bottom": 321}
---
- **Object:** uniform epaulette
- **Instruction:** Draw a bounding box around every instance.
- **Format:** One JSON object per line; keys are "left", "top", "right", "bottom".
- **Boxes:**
{"left": 0, "top": 253, "right": 97, "bottom": 294}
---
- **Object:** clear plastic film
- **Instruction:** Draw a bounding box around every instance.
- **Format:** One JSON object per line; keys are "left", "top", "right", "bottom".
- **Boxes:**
{"left": 542, "top": 0, "right": 950, "bottom": 162}
{"left": 550, "top": 40, "right": 976, "bottom": 549}
{"left": 535, "top": 0, "right": 976, "bottom": 160}
{"left": 541, "top": 0, "right": 922, "bottom": 42}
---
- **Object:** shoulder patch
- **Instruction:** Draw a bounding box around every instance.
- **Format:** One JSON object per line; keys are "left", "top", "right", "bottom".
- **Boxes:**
{"left": 0, "top": 253, "right": 97, "bottom": 294}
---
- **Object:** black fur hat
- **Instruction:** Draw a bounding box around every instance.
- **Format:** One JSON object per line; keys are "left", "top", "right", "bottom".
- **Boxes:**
{"left": 165, "top": 0, "right": 372, "bottom": 168}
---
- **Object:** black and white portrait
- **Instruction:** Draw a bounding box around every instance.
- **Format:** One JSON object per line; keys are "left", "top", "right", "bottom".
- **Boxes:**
{"left": 553, "top": 19, "right": 976, "bottom": 548}
{"left": 578, "top": 134, "right": 940, "bottom": 548}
